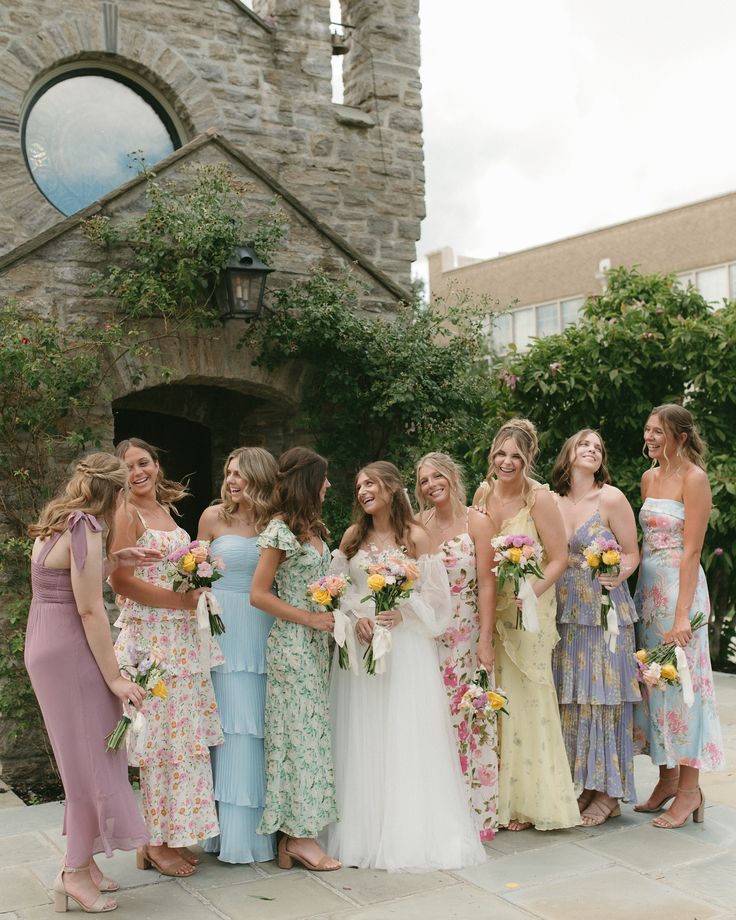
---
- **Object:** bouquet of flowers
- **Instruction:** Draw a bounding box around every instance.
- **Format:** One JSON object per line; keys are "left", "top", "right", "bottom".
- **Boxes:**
{"left": 106, "top": 648, "right": 167, "bottom": 752}
{"left": 308, "top": 574, "right": 353, "bottom": 670}
{"left": 360, "top": 548, "right": 418, "bottom": 675}
{"left": 458, "top": 667, "right": 509, "bottom": 720}
{"left": 491, "top": 534, "right": 543, "bottom": 631}
{"left": 583, "top": 537, "right": 621, "bottom": 636}
{"left": 635, "top": 611, "right": 706, "bottom": 707}
{"left": 168, "top": 540, "right": 226, "bottom": 635}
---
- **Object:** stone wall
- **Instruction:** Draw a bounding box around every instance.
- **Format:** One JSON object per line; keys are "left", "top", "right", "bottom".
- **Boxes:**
{"left": 0, "top": 0, "right": 424, "bottom": 286}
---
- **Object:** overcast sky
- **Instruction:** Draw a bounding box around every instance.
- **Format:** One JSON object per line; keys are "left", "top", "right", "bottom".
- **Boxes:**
{"left": 417, "top": 0, "right": 736, "bottom": 271}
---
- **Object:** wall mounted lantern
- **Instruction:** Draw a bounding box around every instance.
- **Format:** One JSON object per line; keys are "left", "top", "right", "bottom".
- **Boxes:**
{"left": 217, "top": 245, "right": 273, "bottom": 320}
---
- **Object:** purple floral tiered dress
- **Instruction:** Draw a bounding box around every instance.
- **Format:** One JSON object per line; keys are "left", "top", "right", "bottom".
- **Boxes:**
{"left": 633, "top": 499, "right": 725, "bottom": 770}
{"left": 437, "top": 531, "right": 499, "bottom": 841}
{"left": 113, "top": 519, "right": 224, "bottom": 848}
{"left": 552, "top": 511, "right": 640, "bottom": 801}
{"left": 25, "top": 512, "right": 148, "bottom": 866}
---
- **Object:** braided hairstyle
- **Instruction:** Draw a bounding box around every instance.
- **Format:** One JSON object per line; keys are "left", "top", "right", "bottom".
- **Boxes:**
{"left": 270, "top": 446, "right": 329, "bottom": 543}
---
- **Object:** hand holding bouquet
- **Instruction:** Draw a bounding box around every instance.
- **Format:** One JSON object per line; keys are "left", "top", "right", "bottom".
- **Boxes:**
{"left": 308, "top": 575, "right": 353, "bottom": 670}
{"left": 635, "top": 611, "right": 706, "bottom": 707}
{"left": 106, "top": 648, "right": 167, "bottom": 752}
{"left": 457, "top": 667, "right": 509, "bottom": 720}
{"left": 360, "top": 549, "right": 418, "bottom": 675}
{"left": 168, "top": 540, "right": 226, "bottom": 635}
{"left": 582, "top": 538, "right": 622, "bottom": 645}
{"left": 491, "top": 534, "right": 543, "bottom": 631}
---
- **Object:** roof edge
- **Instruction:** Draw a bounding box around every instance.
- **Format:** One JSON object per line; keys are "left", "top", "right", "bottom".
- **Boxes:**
{"left": 223, "top": 0, "right": 274, "bottom": 33}
{"left": 0, "top": 129, "right": 412, "bottom": 304}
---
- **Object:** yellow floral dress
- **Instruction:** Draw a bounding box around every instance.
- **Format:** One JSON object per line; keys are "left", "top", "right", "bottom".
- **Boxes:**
{"left": 489, "top": 485, "right": 580, "bottom": 830}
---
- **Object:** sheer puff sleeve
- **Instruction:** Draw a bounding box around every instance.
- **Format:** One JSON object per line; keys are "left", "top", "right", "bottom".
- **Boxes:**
{"left": 397, "top": 553, "right": 452, "bottom": 638}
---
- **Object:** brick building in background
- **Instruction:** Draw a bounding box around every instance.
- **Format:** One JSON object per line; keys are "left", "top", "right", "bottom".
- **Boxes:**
{"left": 428, "top": 190, "right": 736, "bottom": 352}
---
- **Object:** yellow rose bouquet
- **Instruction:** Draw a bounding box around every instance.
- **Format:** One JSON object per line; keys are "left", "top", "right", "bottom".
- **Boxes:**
{"left": 491, "top": 534, "right": 543, "bottom": 631}
{"left": 582, "top": 537, "right": 622, "bottom": 635}
{"left": 106, "top": 646, "right": 167, "bottom": 752}
{"left": 635, "top": 611, "right": 706, "bottom": 707}
{"left": 168, "top": 540, "right": 226, "bottom": 635}
{"left": 307, "top": 574, "right": 352, "bottom": 669}
{"left": 360, "top": 549, "right": 418, "bottom": 675}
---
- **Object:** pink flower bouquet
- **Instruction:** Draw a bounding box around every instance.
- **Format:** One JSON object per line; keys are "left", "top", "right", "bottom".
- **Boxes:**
{"left": 491, "top": 534, "right": 543, "bottom": 630}
{"left": 308, "top": 574, "right": 352, "bottom": 670}
{"left": 168, "top": 540, "right": 226, "bottom": 635}
{"left": 360, "top": 548, "right": 418, "bottom": 675}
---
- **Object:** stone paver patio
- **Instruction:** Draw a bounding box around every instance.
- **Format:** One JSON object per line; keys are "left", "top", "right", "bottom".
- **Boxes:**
{"left": 1, "top": 672, "right": 734, "bottom": 920}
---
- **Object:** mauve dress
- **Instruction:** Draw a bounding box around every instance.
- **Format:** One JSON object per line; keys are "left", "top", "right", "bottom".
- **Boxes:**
{"left": 24, "top": 511, "right": 148, "bottom": 866}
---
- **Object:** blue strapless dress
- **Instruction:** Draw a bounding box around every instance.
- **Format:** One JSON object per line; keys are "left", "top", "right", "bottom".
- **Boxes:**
{"left": 202, "top": 534, "right": 276, "bottom": 862}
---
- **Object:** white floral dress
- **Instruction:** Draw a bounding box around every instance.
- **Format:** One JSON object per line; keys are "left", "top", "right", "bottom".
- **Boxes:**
{"left": 114, "top": 522, "right": 224, "bottom": 848}
{"left": 437, "top": 531, "right": 499, "bottom": 841}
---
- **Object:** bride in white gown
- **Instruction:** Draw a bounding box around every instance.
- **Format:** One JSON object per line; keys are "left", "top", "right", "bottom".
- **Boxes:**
{"left": 327, "top": 462, "right": 485, "bottom": 872}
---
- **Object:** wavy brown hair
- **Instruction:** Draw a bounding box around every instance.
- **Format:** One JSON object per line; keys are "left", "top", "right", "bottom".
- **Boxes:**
{"left": 343, "top": 461, "right": 419, "bottom": 560}
{"left": 216, "top": 447, "right": 278, "bottom": 530}
{"left": 551, "top": 429, "right": 611, "bottom": 496}
{"left": 115, "top": 437, "right": 189, "bottom": 512}
{"left": 649, "top": 404, "right": 707, "bottom": 470}
{"left": 271, "top": 446, "right": 329, "bottom": 543}
{"left": 29, "top": 452, "right": 128, "bottom": 542}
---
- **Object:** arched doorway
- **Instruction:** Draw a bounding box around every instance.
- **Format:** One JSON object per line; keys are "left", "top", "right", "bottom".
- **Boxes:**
{"left": 112, "top": 381, "right": 298, "bottom": 537}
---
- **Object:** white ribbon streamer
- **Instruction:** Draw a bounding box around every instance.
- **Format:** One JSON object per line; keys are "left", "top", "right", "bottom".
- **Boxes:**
{"left": 333, "top": 609, "right": 360, "bottom": 675}
{"left": 602, "top": 593, "right": 619, "bottom": 653}
{"left": 195, "top": 592, "right": 217, "bottom": 671}
{"left": 517, "top": 579, "right": 540, "bottom": 633}
{"left": 674, "top": 646, "right": 695, "bottom": 707}
{"left": 370, "top": 623, "right": 393, "bottom": 674}
{"left": 124, "top": 706, "right": 148, "bottom": 756}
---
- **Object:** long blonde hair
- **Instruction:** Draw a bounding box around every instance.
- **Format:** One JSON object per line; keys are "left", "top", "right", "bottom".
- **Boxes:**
{"left": 414, "top": 452, "right": 466, "bottom": 513}
{"left": 480, "top": 418, "right": 539, "bottom": 508}
{"left": 648, "top": 404, "right": 707, "bottom": 470}
{"left": 343, "top": 461, "right": 419, "bottom": 560}
{"left": 114, "top": 437, "right": 189, "bottom": 512}
{"left": 217, "top": 447, "right": 277, "bottom": 530}
{"left": 29, "top": 453, "right": 127, "bottom": 541}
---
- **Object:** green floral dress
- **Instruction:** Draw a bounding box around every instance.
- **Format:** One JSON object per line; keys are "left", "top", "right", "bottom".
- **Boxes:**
{"left": 256, "top": 519, "right": 337, "bottom": 837}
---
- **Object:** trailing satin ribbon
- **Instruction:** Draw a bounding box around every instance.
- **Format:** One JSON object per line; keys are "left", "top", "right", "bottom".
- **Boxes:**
{"left": 367, "top": 623, "right": 392, "bottom": 674}
{"left": 674, "top": 646, "right": 695, "bottom": 707}
{"left": 517, "top": 579, "right": 540, "bottom": 633}
{"left": 124, "top": 705, "right": 148, "bottom": 756}
{"left": 195, "top": 592, "right": 218, "bottom": 671}
{"left": 333, "top": 608, "right": 359, "bottom": 674}
{"left": 602, "top": 593, "right": 619, "bottom": 653}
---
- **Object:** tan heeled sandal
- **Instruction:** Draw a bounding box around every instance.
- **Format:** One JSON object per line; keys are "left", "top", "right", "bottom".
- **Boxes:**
{"left": 136, "top": 845, "right": 196, "bottom": 877}
{"left": 277, "top": 835, "right": 341, "bottom": 871}
{"left": 53, "top": 865, "right": 117, "bottom": 913}
{"left": 581, "top": 796, "right": 621, "bottom": 827}
{"left": 652, "top": 787, "right": 705, "bottom": 828}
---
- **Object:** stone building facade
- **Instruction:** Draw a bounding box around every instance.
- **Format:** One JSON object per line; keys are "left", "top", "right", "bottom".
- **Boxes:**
{"left": 0, "top": 0, "right": 424, "bottom": 782}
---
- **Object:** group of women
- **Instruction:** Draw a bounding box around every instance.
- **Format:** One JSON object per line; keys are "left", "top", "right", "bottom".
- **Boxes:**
{"left": 24, "top": 403, "right": 725, "bottom": 911}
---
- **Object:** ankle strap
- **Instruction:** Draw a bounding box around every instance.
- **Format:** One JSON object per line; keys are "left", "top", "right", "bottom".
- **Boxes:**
{"left": 63, "top": 864, "right": 91, "bottom": 873}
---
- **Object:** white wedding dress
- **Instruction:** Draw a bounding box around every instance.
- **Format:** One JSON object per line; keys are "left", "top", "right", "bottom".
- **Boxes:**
{"left": 326, "top": 549, "right": 485, "bottom": 872}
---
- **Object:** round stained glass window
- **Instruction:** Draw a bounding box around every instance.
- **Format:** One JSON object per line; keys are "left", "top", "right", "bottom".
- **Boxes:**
{"left": 23, "top": 70, "right": 180, "bottom": 216}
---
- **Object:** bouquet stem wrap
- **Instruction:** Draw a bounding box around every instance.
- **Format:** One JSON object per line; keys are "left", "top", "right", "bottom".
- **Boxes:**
{"left": 516, "top": 580, "right": 540, "bottom": 633}
{"left": 366, "top": 623, "right": 392, "bottom": 675}
{"left": 674, "top": 646, "right": 695, "bottom": 707}
{"left": 333, "top": 608, "right": 359, "bottom": 674}
{"left": 602, "top": 592, "right": 619, "bottom": 653}
{"left": 124, "top": 705, "right": 148, "bottom": 756}
{"left": 195, "top": 592, "right": 223, "bottom": 670}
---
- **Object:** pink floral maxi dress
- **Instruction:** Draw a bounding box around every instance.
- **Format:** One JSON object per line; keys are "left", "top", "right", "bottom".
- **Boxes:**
{"left": 113, "top": 523, "right": 225, "bottom": 847}
{"left": 437, "top": 532, "right": 499, "bottom": 840}
{"left": 633, "top": 498, "right": 725, "bottom": 770}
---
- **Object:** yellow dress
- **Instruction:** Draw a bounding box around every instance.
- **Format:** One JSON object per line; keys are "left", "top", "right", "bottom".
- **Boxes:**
{"left": 489, "top": 485, "right": 580, "bottom": 830}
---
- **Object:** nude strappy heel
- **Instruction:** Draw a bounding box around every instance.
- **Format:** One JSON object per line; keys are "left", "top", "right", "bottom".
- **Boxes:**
{"left": 53, "top": 865, "right": 117, "bottom": 913}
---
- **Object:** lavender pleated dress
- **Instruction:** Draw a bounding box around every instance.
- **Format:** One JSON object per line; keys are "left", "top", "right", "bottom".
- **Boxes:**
{"left": 24, "top": 512, "right": 148, "bottom": 866}
{"left": 552, "top": 511, "right": 640, "bottom": 801}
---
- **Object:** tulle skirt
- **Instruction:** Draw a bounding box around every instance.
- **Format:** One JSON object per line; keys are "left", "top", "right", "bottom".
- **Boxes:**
{"left": 327, "top": 627, "right": 485, "bottom": 872}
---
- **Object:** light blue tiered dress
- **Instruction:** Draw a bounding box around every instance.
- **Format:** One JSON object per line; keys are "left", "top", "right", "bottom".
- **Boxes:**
{"left": 633, "top": 499, "right": 725, "bottom": 771}
{"left": 202, "top": 535, "right": 276, "bottom": 863}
